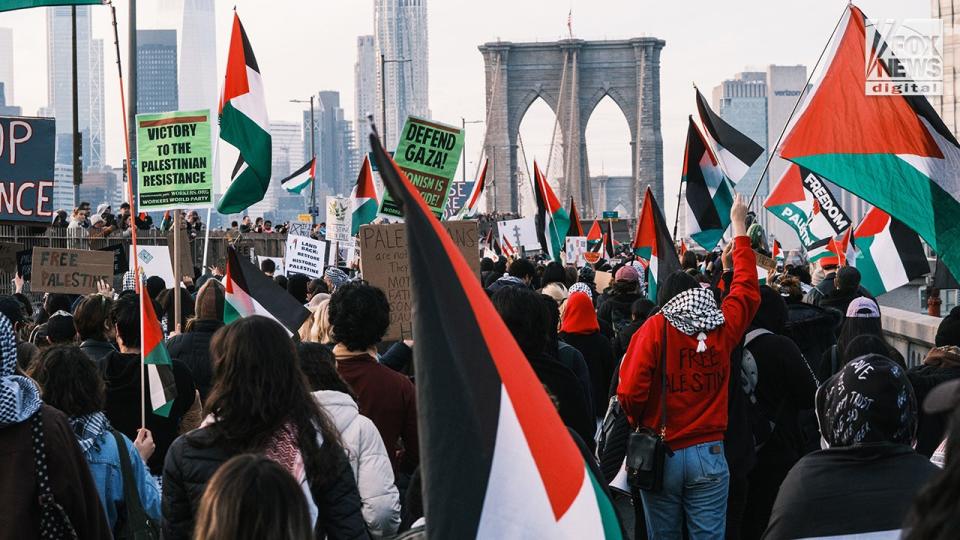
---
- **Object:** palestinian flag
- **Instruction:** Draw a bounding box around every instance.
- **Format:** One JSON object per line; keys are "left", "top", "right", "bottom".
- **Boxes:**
{"left": 633, "top": 186, "right": 681, "bottom": 303}
{"left": 141, "top": 293, "right": 176, "bottom": 417}
{"left": 683, "top": 116, "right": 736, "bottom": 251}
{"left": 773, "top": 240, "right": 784, "bottom": 266}
{"left": 368, "top": 130, "right": 622, "bottom": 539}
{"left": 764, "top": 163, "right": 851, "bottom": 261}
{"left": 584, "top": 221, "right": 602, "bottom": 264}
{"left": 224, "top": 246, "right": 310, "bottom": 336}
{"left": 695, "top": 88, "right": 764, "bottom": 182}
{"left": 455, "top": 158, "right": 489, "bottom": 220}
{"left": 822, "top": 228, "right": 855, "bottom": 268}
{"left": 280, "top": 158, "right": 314, "bottom": 194}
{"left": 501, "top": 234, "right": 518, "bottom": 259}
{"left": 216, "top": 13, "right": 272, "bottom": 214}
{"left": 532, "top": 161, "right": 570, "bottom": 262}
{"left": 567, "top": 197, "right": 584, "bottom": 237}
{"left": 351, "top": 155, "right": 379, "bottom": 236}
{"left": 779, "top": 5, "right": 960, "bottom": 280}
{"left": 854, "top": 208, "right": 929, "bottom": 295}
{"left": 0, "top": 0, "right": 102, "bottom": 12}
{"left": 603, "top": 220, "right": 617, "bottom": 259}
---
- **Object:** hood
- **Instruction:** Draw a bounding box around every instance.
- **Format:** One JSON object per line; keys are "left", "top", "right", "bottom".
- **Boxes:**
{"left": 312, "top": 390, "right": 359, "bottom": 432}
{"left": 102, "top": 350, "right": 143, "bottom": 393}
{"left": 560, "top": 291, "right": 600, "bottom": 334}
{"left": 0, "top": 313, "right": 40, "bottom": 427}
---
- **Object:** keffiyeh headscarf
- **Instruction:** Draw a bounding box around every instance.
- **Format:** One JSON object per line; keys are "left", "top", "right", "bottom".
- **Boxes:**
{"left": 324, "top": 267, "right": 349, "bottom": 291}
{"left": 68, "top": 412, "right": 111, "bottom": 454}
{"left": 0, "top": 313, "right": 41, "bottom": 427}
{"left": 569, "top": 282, "right": 593, "bottom": 299}
{"left": 660, "top": 288, "right": 725, "bottom": 352}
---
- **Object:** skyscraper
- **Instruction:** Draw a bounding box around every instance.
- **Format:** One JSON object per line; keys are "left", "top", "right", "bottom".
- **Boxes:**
{"left": 355, "top": 35, "right": 376, "bottom": 151}
{"left": 0, "top": 28, "right": 13, "bottom": 106}
{"left": 374, "top": 0, "right": 429, "bottom": 149}
{"left": 0, "top": 84, "right": 21, "bottom": 116}
{"left": 254, "top": 121, "right": 305, "bottom": 221}
{"left": 137, "top": 30, "right": 179, "bottom": 114}
{"left": 765, "top": 65, "right": 807, "bottom": 188}
{"left": 89, "top": 39, "right": 104, "bottom": 169}
{"left": 304, "top": 91, "right": 359, "bottom": 198}
{"left": 179, "top": 0, "right": 217, "bottom": 113}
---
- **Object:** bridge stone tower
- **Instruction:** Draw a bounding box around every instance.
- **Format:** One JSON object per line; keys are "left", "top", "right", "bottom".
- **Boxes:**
{"left": 479, "top": 38, "right": 665, "bottom": 218}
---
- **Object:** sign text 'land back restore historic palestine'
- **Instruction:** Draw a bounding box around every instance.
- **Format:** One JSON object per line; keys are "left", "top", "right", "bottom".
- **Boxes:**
{"left": 136, "top": 109, "right": 213, "bottom": 211}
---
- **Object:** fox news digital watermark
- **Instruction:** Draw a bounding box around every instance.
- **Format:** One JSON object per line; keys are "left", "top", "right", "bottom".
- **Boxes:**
{"left": 865, "top": 18, "right": 943, "bottom": 96}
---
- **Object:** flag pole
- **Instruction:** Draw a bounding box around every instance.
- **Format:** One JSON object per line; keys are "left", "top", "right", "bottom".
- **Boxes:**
{"left": 672, "top": 179, "right": 684, "bottom": 241}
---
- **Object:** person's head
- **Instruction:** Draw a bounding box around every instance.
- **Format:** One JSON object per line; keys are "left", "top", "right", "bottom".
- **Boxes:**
{"left": 255, "top": 217, "right": 263, "bottom": 226}
{"left": 681, "top": 251, "right": 698, "bottom": 271}
{"left": 231, "top": 221, "right": 238, "bottom": 229}
{"left": 577, "top": 265, "right": 596, "bottom": 285}
{"left": 45, "top": 311, "right": 77, "bottom": 346}
{"left": 306, "top": 278, "right": 328, "bottom": 301}
{"left": 119, "top": 202, "right": 130, "bottom": 215}
{"left": 30, "top": 345, "right": 104, "bottom": 417}
{"left": 631, "top": 298, "right": 656, "bottom": 322}
{"left": 834, "top": 265, "right": 862, "bottom": 295}
{"left": 560, "top": 291, "right": 600, "bottom": 335}
{"left": 194, "top": 454, "right": 312, "bottom": 540}
{"left": 657, "top": 270, "right": 700, "bottom": 307}
{"left": 296, "top": 342, "right": 354, "bottom": 397}
{"left": 563, "top": 265, "right": 578, "bottom": 287}
{"left": 540, "top": 262, "right": 566, "bottom": 288}
{"left": 263, "top": 220, "right": 272, "bottom": 230}
{"left": 329, "top": 282, "right": 389, "bottom": 351}
{"left": 17, "top": 342, "right": 39, "bottom": 372}
{"left": 42, "top": 293, "right": 72, "bottom": 317}
{"left": 286, "top": 274, "right": 310, "bottom": 305}
{"left": 109, "top": 293, "right": 140, "bottom": 351}
{"left": 299, "top": 299, "right": 333, "bottom": 345}
{"left": 817, "top": 354, "right": 916, "bottom": 448}
{"left": 936, "top": 306, "right": 960, "bottom": 348}
{"left": 0, "top": 294, "right": 28, "bottom": 335}
{"left": 540, "top": 282, "right": 569, "bottom": 316}
{"left": 774, "top": 275, "right": 804, "bottom": 303}
{"left": 480, "top": 257, "right": 494, "bottom": 273}
{"left": 844, "top": 334, "right": 896, "bottom": 365}
{"left": 752, "top": 285, "right": 788, "bottom": 334}
{"left": 837, "top": 298, "right": 885, "bottom": 361}
{"left": 323, "top": 267, "right": 349, "bottom": 293}
{"left": 242, "top": 215, "right": 251, "bottom": 225}
{"left": 260, "top": 259, "right": 276, "bottom": 276}
{"left": 73, "top": 294, "right": 114, "bottom": 342}
{"left": 188, "top": 280, "right": 225, "bottom": 332}
{"left": 491, "top": 286, "right": 549, "bottom": 360}
{"left": 611, "top": 265, "right": 642, "bottom": 296}
{"left": 157, "top": 287, "right": 196, "bottom": 326}
{"left": 145, "top": 276, "right": 167, "bottom": 301}
{"left": 507, "top": 258, "right": 536, "bottom": 285}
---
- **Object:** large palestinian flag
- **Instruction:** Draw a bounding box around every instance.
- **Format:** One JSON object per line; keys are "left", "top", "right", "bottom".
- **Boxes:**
{"left": 216, "top": 13, "right": 272, "bottom": 214}
{"left": 224, "top": 246, "right": 310, "bottom": 335}
{"left": 280, "top": 158, "right": 314, "bottom": 194}
{"left": 351, "top": 155, "right": 379, "bottom": 236}
{"left": 0, "top": 0, "right": 102, "bottom": 12}
{"left": 764, "top": 163, "right": 851, "bottom": 261}
{"left": 532, "top": 161, "right": 571, "bottom": 262}
{"left": 141, "top": 293, "right": 176, "bottom": 417}
{"left": 633, "top": 186, "right": 681, "bottom": 303}
{"left": 695, "top": 88, "right": 764, "bottom": 182}
{"left": 779, "top": 5, "right": 960, "bottom": 279}
{"left": 854, "top": 208, "right": 929, "bottom": 296}
{"left": 368, "top": 131, "right": 622, "bottom": 539}
{"left": 567, "top": 197, "right": 584, "bottom": 237}
{"left": 683, "top": 116, "right": 736, "bottom": 252}
{"left": 455, "top": 158, "right": 489, "bottom": 220}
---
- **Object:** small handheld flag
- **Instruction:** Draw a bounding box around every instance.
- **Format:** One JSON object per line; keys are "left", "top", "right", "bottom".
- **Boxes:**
{"left": 280, "top": 158, "right": 315, "bottom": 194}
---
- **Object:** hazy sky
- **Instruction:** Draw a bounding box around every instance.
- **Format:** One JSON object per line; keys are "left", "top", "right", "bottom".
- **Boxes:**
{"left": 0, "top": 0, "right": 930, "bottom": 219}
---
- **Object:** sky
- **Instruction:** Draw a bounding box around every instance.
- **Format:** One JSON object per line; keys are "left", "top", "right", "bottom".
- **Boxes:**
{"left": 0, "top": 0, "right": 931, "bottom": 220}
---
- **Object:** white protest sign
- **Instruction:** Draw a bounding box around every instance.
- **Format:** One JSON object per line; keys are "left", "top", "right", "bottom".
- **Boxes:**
{"left": 325, "top": 196, "right": 353, "bottom": 243}
{"left": 284, "top": 235, "right": 331, "bottom": 279}
{"left": 257, "top": 256, "right": 285, "bottom": 277}
{"left": 131, "top": 245, "right": 174, "bottom": 286}
{"left": 287, "top": 221, "right": 311, "bottom": 238}
{"left": 497, "top": 217, "right": 539, "bottom": 251}
{"left": 565, "top": 236, "right": 587, "bottom": 266}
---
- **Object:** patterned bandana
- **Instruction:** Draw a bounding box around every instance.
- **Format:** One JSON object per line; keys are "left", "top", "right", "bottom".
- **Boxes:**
{"left": 264, "top": 423, "right": 305, "bottom": 481}
{"left": 69, "top": 412, "right": 110, "bottom": 455}
{"left": 324, "top": 267, "right": 349, "bottom": 291}
{"left": 660, "top": 288, "right": 725, "bottom": 352}
{"left": 0, "top": 313, "right": 41, "bottom": 427}
{"left": 569, "top": 282, "right": 593, "bottom": 299}
{"left": 122, "top": 270, "right": 138, "bottom": 292}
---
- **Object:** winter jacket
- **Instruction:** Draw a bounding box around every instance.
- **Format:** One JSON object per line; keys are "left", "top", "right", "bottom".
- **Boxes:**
{"left": 763, "top": 444, "right": 939, "bottom": 539}
{"left": 0, "top": 405, "right": 111, "bottom": 540}
{"left": 907, "top": 346, "right": 960, "bottom": 457}
{"left": 83, "top": 428, "right": 162, "bottom": 530}
{"left": 597, "top": 291, "right": 643, "bottom": 336}
{"left": 555, "top": 341, "right": 593, "bottom": 419}
{"left": 561, "top": 292, "right": 616, "bottom": 419}
{"left": 529, "top": 353, "right": 595, "bottom": 451}
{"left": 618, "top": 236, "right": 760, "bottom": 451}
{"left": 165, "top": 319, "right": 223, "bottom": 401}
{"left": 336, "top": 350, "right": 419, "bottom": 474}
{"left": 102, "top": 351, "right": 197, "bottom": 475}
{"left": 314, "top": 390, "right": 401, "bottom": 538}
{"left": 79, "top": 338, "right": 116, "bottom": 371}
{"left": 485, "top": 275, "right": 529, "bottom": 294}
{"left": 162, "top": 426, "right": 369, "bottom": 540}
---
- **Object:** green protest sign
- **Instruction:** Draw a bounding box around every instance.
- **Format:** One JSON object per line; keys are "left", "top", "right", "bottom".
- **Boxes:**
{"left": 379, "top": 116, "right": 463, "bottom": 219}
{"left": 136, "top": 109, "right": 213, "bottom": 211}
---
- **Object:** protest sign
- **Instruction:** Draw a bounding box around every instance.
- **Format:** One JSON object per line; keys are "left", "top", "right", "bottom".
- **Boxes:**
{"left": 287, "top": 221, "right": 311, "bottom": 238}
{"left": 755, "top": 250, "right": 777, "bottom": 273}
{"left": 359, "top": 221, "right": 479, "bottom": 341}
{"left": 0, "top": 242, "right": 22, "bottom": 271}
{"left": 565, "top": 236, "right": 587, "bottom": 266}
{"left": 284, "top": 235, "right": 332, "bottom": 279}
{"left": 594, "top": 271, "right": 614, "bottom": 294}
{"left": 136, "top": 109, "right": 213, "bottom": 211}
{"left": 31, "top": 247, "right": 113, "bottom": 294}
{"left": 0, "top": 116, "right": 55, "bottom": 223}
{"left": 379, "top": 116, "right": 464, "bottom": 219}
{"left": 497, "top": 217, "right": 539, "bottom": 250}
{"left": 131, "top": 245, "right": 175, "bottom": 286}
{"left": 16, "top": 248, "right": 32, "bottom": 280}
{"left": 325, "top": 196, "right": 353, "bottom": 243}
{"left": 257, "top": 256, "right": 285, "bottom": 276}
{"left": 97, "top": 244, "right": 127, "bottom": 275}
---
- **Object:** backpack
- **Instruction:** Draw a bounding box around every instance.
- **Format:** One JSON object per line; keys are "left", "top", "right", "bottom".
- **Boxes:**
{"left": 740, "top": 329, "right": 777, "bottom": 450}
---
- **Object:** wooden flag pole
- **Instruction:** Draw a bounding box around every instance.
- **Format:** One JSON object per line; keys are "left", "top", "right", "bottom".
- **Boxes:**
{"left": 173, "top": 210, "right": 182, "bottom": 332}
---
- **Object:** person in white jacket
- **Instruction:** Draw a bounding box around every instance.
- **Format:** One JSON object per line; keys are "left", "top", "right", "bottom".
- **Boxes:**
{"left": 299, "top": 342, "right": 401, "bottom": 538}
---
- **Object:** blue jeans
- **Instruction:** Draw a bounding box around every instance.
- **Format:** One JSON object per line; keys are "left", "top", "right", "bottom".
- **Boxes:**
{"left": 639, "top": 440, "right": 729, "bottom": 540}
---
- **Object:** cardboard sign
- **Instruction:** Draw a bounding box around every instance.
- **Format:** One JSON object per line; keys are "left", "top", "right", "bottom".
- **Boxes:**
{"left": 497, "top": 217, "right": 539, "bottom": 250}
{"left": 97, "top": 244, "right": 128, "bottom": 275}
{"left": 565, "top": 236, "right": 587, "bottom": 266}
{"left": 284, "top": 235, "right": 333, "bottom": 279}
{"left": 379, "top": 116, "right": 464, "bottom": 219}
{"left": 594, "top": 271, "right": 614, "bottom": 294}
{"left": 325, "top": 196, "right": 353, "bottom": 243}
{"left": 754, "top": 250, "right": 777, "bottom": 273}
{"left": 136, "top": 109, "right": 214, "bottom": 210}
{"left": 132, "top": 245, "right": 175, "bottom": 286}
{"left": 0, "top": 242, "right": 23, "bottom": 271}
{"left": 0, "top": 116, "right": 55, "bottom": 223}
{"left": 359, "top": 221, "right": 479, "bottom": 341}
{"left": 15, "top": 248, "right": 32, "bottom": 280}
{"left": 31, "top": 247, "right": 113, "bottom": 294}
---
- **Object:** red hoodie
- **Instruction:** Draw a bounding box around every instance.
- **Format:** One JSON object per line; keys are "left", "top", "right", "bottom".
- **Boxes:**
{"left": 560, "top": 291, "right": 600, "bottom": 334}
{"left": 617, "top": 236, "right": 760, "bottom": 451}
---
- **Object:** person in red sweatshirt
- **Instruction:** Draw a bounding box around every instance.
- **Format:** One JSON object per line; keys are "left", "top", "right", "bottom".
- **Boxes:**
{"left": 617, "top": 193, "right": 759, "bottom": 539}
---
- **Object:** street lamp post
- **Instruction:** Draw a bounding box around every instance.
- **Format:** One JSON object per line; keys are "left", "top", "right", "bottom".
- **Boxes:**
{"left": 291, "top": 96, "right": 317, "bottom": 226}
{"left": 380, "top": 54, "right": 411, "bottom": 148}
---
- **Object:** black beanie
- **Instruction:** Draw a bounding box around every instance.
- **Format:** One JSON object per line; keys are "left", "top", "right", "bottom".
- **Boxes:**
{"left": 752, "top": 285, "right": 788, "bottom": 334}
{"left": 936, "top": 306, "right": 960, "bottom": 347}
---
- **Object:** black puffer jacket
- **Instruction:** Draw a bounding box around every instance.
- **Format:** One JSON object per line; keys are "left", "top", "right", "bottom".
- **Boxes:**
{"left": 907, "top": 346, "right": 960, "bottom": 457}
{"left": 162, "top": 427, "right": 369, "bottom": 540}
{"left": 79, "top": 338, "right": 116, "bottom": 371}
{"left": 165, "top": 319, "right": 223, "bottom": 400}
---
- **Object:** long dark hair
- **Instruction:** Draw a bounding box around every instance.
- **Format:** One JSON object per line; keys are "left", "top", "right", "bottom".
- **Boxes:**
{"left": 905, "top": 406, "right": 960, "bottom": 539}
{"left": 205, "top": 316, "right": 343, "bottom": 491}
{"left": 30, "top": 345, "right": 104, "bottom": 417}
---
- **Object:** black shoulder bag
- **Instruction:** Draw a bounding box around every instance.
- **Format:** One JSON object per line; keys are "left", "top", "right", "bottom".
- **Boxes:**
{"left": 110, "top": 430, "right": 160, "bottom": 540}
{"left": 31, "top": 411, "right": 79, "bottom": 540}
{"left": 626, "top": 321, "right": 672, "bottom": 492}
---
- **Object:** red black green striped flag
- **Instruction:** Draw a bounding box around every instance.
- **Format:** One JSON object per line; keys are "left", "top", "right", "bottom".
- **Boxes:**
{"left": 141, "top": 293, "right": 176, "bottom": 417}
{"left": 224, "top": 246, "right": 310, "bottom": 335}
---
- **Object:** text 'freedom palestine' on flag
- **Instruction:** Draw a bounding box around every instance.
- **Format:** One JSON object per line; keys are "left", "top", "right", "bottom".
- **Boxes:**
{"left": 532, "top": 162, "right": 570, "bottom": 263}
{"left": 854, "top": 207, "right": 929, "bottom": 296}
{"left": 368, "top": 129, "right": 622, "bottom": 539}
{"left": 683, "top": 116, "right": 736, "bottom": 252}
{"left": 224, "top": 246, "right": 310, "bottom": 336}
{"left": 216, "top": 13, "right": 272, "bottom": 215}
{"left": 779, "top": 4, "right": 960, "bottom": 279}
{"left": 633, "top": 186, "right": 681, "bottom": 304}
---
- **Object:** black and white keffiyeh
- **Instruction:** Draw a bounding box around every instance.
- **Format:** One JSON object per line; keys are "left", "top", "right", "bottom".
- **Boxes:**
{"left": 68, "top": 412, "right": 111, "bottom": 455}
{"left": 0, "top": 313, "right": 41, "bottom": 427}
{"left": 660, "top": 288, "right": 725, "bottom": 352}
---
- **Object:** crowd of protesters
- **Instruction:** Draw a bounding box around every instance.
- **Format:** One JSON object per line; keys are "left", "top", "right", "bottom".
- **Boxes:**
{"left": 1, "top": 193, "right": 959, "bottom": 539}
